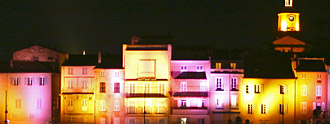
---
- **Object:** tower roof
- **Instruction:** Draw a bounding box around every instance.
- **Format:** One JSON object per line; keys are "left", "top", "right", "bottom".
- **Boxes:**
{"left": 280, "top": 7, "right": 298, "bottom": 13}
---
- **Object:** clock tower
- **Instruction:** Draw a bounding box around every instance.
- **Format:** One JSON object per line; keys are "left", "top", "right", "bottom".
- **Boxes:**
{"left": 277, "top": 0, "right": 300, "bottom": 32}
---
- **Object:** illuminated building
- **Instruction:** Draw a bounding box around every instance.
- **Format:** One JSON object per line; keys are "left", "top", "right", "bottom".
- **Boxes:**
{"left": 294, "top": 58, "right": 327, "bottom": 123}
{"left": 210, "top": 59, "right": 244, "bottom": 123}
{"left": 60, "top": 54, "right": 99, "bottom": 123}
{"left": 94, "top": 54, "right": 125, "bottom": 124}
{"left": 123, "top": 43, "right": 171, "bottom": 124}
{"left": 0, "top": 45, "right": 63, "bottom": 124}
{"left": 277, "top": 0, "right": 300, "bottom": 32}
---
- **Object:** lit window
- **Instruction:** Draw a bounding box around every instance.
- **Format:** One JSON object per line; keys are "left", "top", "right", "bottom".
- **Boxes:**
{"left": 196, "top": 65, "right": 204, "bottom": 71}
{"left": 129, "top": 83, "right": 136, "bottom": 94}
{"left": 100, "top": 100, "right": 106, "bottom": 111}
{"left": 248, "top": 104, "right": 253, "bottom": 114}
{"left": 115, "top": 71, "right": 120, "bottom": 77}
{"left": 144, "top": 83, "right": 151, "bottom": 93}
{"left": 301, "top": 85, "right": 307, "bottom": 96}
{"left": 301, "top": 102, "right": 307, "bottom": 114}
{"left": 82, "top": 81, "right": 88, "bottom": 89}
{"left": 114, "top": 83, "right": 120, "bottom": 93}
{"left": 68, "top": 81, "right": 74, "bottom": 89}
{"left": 67, "top": 99, "right": 73, "bottom": 111}
{"left": 100, "top": 71, "right": 106, "bottom": 76}
{"left": 100, "top": 82, "right": 106, "bottom": 93}
{"left": 68, "top": 68, "right": 73, "bottom": 75}
{"left": 255, "top": 84, "right": 261, "bottom": 93}
{"left": 316, "top": 86, "right": 322, "bottom": 96}
{"left": 200, "top": 83, "right": 207, "bottom": 92}
{"left": 16, "top": 99, "right": 21, "bottom": 108}
{"left": 128, "top": 100, "right": 136, "bottom": 113}
{"left": 231, "top": 95, "right": 237, "bottom": 108}
{"left": 317, "top": 74, "right": 321, "bottom": 80}
{"left": 279, "top": 104, "right": 287, "bottom": 114}
{"left": 180, "top": 118, "right": 187, "bottom": 124}
{"left": 231, "top": 78, "right": 237, "bottom": 90}
{"left": 39, "top": 77, "right": 46, "bottom": 86}
{"left": 280, "top": 85, "right": 285, "bottom": 94}
{"left": 114, "top": 118, "right": 120, "bottom": 124}
{"left": 302, "top": 74, "right": 306, "bottom": 79}
{"left": 11, "top": 77, "right": 20, "bottom": 86}
{"left": 158, "top": 83, "right": 165, "bottom": 94}
{"left": 261, "top": 104, "right": 266, "bottom": 114}
{"left": 215, "top": 77, "right": 223, "bottom": 90}
{"left": 216, "top": 62, "right": 221, "bottom": 69}
{"left": 82, "top": 99, "right": 87, "bottom": 111}
{"left": 180, "top": 65, "right": 188, "bottom": 72}
{"left": 216, "top": 95, "right": 223, "bottom": 109}
{"left": 158, "top": 100, "right": 166, "bottom": 113}
{"left": 82, "top": 68, "right": 88, "bottom": 74}
{"left": 145, "top": 100, "right": 151, "bottom": 113}
{"left": 180, "top": 82, "right": 187, "bottom": 92}
{"left": 26, "top": 77, "right": 33, "bottom": 86}
{"left": 114, "top": 100, "right": 120, "bottom": 111}
{"left": 230, "top": 63, "right": 236, "bottom": 69}
{"left": 37, "top": 99, "right": 42, "bottom": 109}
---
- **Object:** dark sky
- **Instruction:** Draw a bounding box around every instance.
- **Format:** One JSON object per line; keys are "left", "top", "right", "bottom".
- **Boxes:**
{"left": 1, "top": 0, "right": 329, "bottom": 56}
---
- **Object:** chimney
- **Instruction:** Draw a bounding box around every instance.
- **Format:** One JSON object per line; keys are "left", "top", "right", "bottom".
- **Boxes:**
{"left": 10, "top": 59, "right": 13, "bottom": 68}
{"left": 131, "top": 36, "right": 140, "bottom": 45}
{"left": 66, "top": 51, "right": 69, "bottom": 59}
{"left": 98, "top": 50, "right": 102, "bottom": 64}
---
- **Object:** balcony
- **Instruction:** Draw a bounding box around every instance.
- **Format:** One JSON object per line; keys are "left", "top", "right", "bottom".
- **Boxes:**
{"left": 62, "top": 87, "right": 94, "bottom": 94}
{"left": 126, "top": 93, "right": 167, "bottom": 98}
{"left": 172, "top": 107, "right": 208, "bottom": 115}
{"left": 173, "top": 92, "right": 208, "bottom": 97}
{"left": 127, "top": 107, "right": 167, "bottom": 114}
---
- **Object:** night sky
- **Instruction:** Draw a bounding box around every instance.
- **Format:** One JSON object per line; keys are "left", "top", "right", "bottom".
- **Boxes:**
{"left": 1, "top": 1, "right": 329, "bottom": 57}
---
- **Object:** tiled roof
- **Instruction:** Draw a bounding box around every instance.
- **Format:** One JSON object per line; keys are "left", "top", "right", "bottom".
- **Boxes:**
{"left": 172, "top": 45, "right": 210, "bottom": 60}
{"left": 296, "top": 59, "right": 326, "bottom": 72}
{"left": 0, "top": 61, "right": 59, "bottom": 73}
{"left": 94, "top": 54, "right": 123, "bottom": 69}
{"left": 174, "top": 72, "right": 207, "bottom": 79}
{"left": 62, "top": 55, "right": 98, "bottom": 66}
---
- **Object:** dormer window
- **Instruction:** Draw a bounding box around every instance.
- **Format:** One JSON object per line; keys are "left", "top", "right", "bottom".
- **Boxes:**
{"left": 215, "top": 63, "right": 221, "bottom": 69}
{"left": 180, "top": 65, "right": 188, "bottom": 72}
{"left": 230, "top": 63, "right": 236, "bottom": 69}
{"left": 33, "top": 56, "right": 39, "bottom": 61}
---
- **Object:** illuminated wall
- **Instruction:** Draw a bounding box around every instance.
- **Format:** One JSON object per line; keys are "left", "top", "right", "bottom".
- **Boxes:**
{"left": 241, "top": 78, "right": 296, "bottom": 124}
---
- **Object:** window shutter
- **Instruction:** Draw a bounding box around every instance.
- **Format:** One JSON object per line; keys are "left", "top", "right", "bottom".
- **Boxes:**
{"left": 261, "top": 84, "right": 264, "bottom": 93}
{"left": 44, "top": 77, "right": 47, "bottom": 85}
{"left": 313, "top": 102, "right": 316, "bottom": 110}
{"left": 18, "top": 77, "right": 21, "bottom": 85}
{"left": 10, "top": 77, "right": 14, "bottom": 85}
{"left": 24, "top": 77, "right": 27, "bottom": 85}
{"left": 36, "top": 77, "right": 40, "bottom": 85}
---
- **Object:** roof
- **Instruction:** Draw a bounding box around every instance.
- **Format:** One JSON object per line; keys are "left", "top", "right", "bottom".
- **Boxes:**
{"left": 273, "top": 35, "right": 305, "bottom": 46}
{"left": 174, "top": 72, "right": 207, "bottom": 79}
{"left": 244, "top": 50, "right": 295, "bottom": 78}
{"left": 62, "top": 55, "right": 98, "bottom": 66}
{"left": 0, "top": 61, "right": 59, "bottom": 73}
{"left": 296, "top": 59, "right": 326, "bottom": 72}
{"left": 131, "top": 34, "right": 173, "bottom": 45}
{"left": 15, "top": 44, "right": 65, "bottom": 53}
{"left": 94, "top": 54, "right": 123, "bottom": 69}
{"left": 173, "top": 92, "right": 208, "bottom": 97}
{"left": 211, "top": 60, "right": 244, "bottom": 69}
{"left": 172, "top": 45, "right": 210, "bottom": 60}
{"left": 280, "top": 7, "right": 298, "bottom": 13}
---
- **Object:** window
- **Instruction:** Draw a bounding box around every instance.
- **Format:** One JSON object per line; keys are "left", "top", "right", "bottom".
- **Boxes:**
{"left": 255, "top": 84, "right": 260, "bottom": 93}
{"left": 68, "top": 68, "right": 73, "bottom": 75}
{"left": 231, "top": 78, "right": 237, "bottom": 90}
{"left": 129, "top": 83, "right": 136, "bottom": 94}
{"left": 158, "top": 83, "right": 165, "bottom": 94}
{"left": 317, "top": 74, "right": 321, "bottom": 80}
{"left": 100, "top": 82, "right": 106, "bottom": 93}
{"left": 145, "top": 119, "right": 150, "bottom": 124}
{"left": 158, "top": 100, "right": 166, "bottom": 113}
{"left": 181, "top": 100, "right": 187, "bottom": 108}
{"left": 100, "top": 118, "right": 106, "bottom": 124}
{"left": 37, "top": 99, "right": 42, "bottom": 109}
{"left": 26, "top": 77, "right": 33, "bottom": 86}
{"left": 16, "top": 99, "right": 21, "bottom": 108}
{"left": 144, "top": 83, "right": 151, "bottom": 93}
{"left": 198, "top": 100, "right": 205, "bottom": 108}
{"left": 180, "top": 82, "right": 187, "bottom": 92}
{"left": 68, "top": 81, "right": 74, "bottom": 89}
{"left": 82, "top": 99, "right": 87, "bottom": 111}
{"left": 159, "top": 119, "right": 165, "bottom": 124}
{"left": 115, "top": 71, "right": 120, "bottom": 77}
{"left": 248, "top": 104, "right": 253, "bottom": 114}
{"left": 39, "top": 77, "right": 46, "bottom": 86}
{"left": 11, "top": 77, "right": 20, "bottom": 86}
{"left": 231, "top": 95, "right": 237, "bottom": 108}
{"left": 139, "top": 59, "right": 155, "bottom": 78}
{"left": 301, "top": 102, "right": 307, "bottom": 114}
{"left": 114, "top": 100, "right": 120, "bottom": 111}
{"left": 322, "top": 102, "right": 325, "bottom": 111}
{"left": 301, "top": 85, "right": 307, "bottom": 96}
{"left": 180, "top": 65, "right": 188, "bottom": 72}
{"left": 316, "top": 86, "right": 322, "bottom": 96}
{"left": 180, "top": 118, "right": 187, "bottom": 124}
{"left": 216, "top": 95, "right": 223, "bottom": 109}
{"left": 230, "top": 63, "right": 236, "bottom": 69}
{"left": 68, "top": 99, "right": 73, "bottom": 111}
{"left": 82, "top": 68, "right": 88, "bottom": 74}
{"left": 246, "top": 85, "right": 249, "bottom": 94}
{"left": 216, "top": 62, "right": 221, "bottom": 69}
{"left": 128, "top": 100, "right": 136, "bottom": 113}
{"left": 279, "top": 104, "right": 287, "bottom": 114}
{"left": 280, "top": 85, "right": 285, "bottom": 94}
{"left": 100, "top": 100, "right": 106, "bottom": 111}
{"left": 215, "top": 77, "right": 223, "bottom": 90}
{"left": 302, "top": 74, "right": 306, "bottom": 79}
{"left": 100, "top": 71, "right": 106, "bottom": 76}
{"left": 196, "top": 65, "right": 204, "bottom": 71}
{"left": 200, "top": 83, "right": 207, "bottom": 92}
{"left": 198, "top": 119, "right": 205, "bottom": 124}
{"left": 129, "top": 119, "right": 135, "bottom": 124}
{"left": 145, "top": 100, "right": 151, "bottom": 113}
{"left": 114, "top": 118, "right": 120, "bottom": 124}
{"left": 114, "top": 83, "right": 120, "bottom": 93}
{"left": 82, "top": 81, "right": 88, "bottom": 89}
{"left": 261, "top": 104, "right": 266, "bottom": 114}
{"left": 33, "top": 56, "right": 38, "bottom": 61}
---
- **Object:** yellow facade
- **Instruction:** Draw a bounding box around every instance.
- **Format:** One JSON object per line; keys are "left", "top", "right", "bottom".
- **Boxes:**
{"left": 278, "top": 12, "right": 300, "bottom": 32}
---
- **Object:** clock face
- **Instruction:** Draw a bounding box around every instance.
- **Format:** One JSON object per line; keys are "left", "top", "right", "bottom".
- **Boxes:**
{"left": 289, "top": 16, "right": 294, "bottom": 21}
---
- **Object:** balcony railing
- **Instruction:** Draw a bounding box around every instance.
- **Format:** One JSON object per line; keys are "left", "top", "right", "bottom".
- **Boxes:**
{"left": 127, "top": 107, "right": 166, "bottom": 114}
{"left": 62, "top": 87, "right": 94, "bottom": 93}
{"left": 173, "top": 106, "right": 207, "bottom": 109}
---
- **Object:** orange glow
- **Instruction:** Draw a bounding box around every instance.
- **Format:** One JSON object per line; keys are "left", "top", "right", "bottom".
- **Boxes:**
{"left": 278, "top": 13, "right": 300, "bottom": 32}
